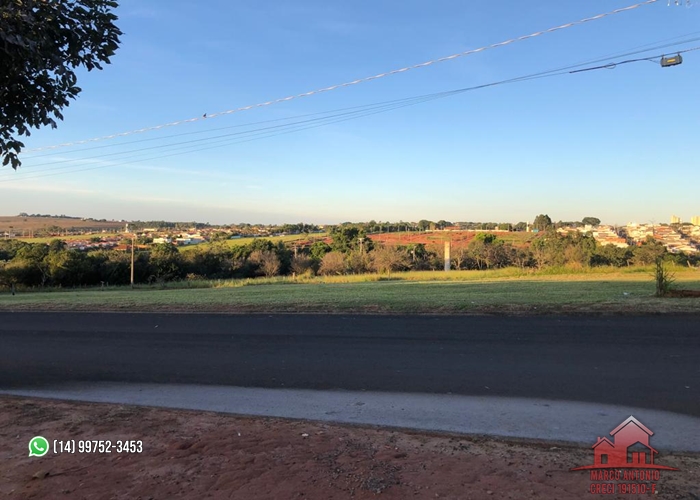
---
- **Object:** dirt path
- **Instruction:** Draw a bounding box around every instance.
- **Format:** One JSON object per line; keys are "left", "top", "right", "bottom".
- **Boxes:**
{"left": 1, "top": 397, "right": 698, "bottom": 499}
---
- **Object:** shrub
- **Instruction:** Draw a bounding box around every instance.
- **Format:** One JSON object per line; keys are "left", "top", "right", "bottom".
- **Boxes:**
{"left": 653, "top": 258, "right": 676, "bottom": 297}
{"left": 319, "top": 251, "right": 346, "bottom": 275}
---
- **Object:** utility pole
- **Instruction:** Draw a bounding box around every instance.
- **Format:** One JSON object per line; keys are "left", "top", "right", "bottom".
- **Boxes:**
{"left": 130, "top": 235, "right": 135, "bottom": 288}
{"left": 444, "top": 241, "right": 451, "bottom": 272}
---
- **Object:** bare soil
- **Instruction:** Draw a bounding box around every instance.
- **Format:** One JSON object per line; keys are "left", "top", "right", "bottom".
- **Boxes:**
{"left": 1, "top": 397, "right": 698, "bottom": 499}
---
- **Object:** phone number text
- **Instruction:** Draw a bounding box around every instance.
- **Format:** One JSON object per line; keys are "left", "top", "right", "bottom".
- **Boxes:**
{"left": 53, "top": 440, "right": 143, "bottom": 454}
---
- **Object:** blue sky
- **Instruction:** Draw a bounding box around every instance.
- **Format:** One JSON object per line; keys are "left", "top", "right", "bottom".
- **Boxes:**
{"left": 1, "top": 0, "right": 699, "bottom": 225}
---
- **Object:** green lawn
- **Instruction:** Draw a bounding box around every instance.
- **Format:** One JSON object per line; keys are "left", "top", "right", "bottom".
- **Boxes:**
{"left": 1, "top": 268, "right": 698, "bottom": 315}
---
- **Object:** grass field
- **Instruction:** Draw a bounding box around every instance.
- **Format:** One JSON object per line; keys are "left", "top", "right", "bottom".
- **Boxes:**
{"left": 1, "top": 267, "right": 698, "bottom": 315}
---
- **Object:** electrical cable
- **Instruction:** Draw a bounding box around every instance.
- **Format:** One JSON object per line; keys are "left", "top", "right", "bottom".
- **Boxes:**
{"left": 22, "top": 30, "right": 700, "bottom": 161}
{"left": 18, "top": 93, "right": 468, "bottom": 169}
{"left": 570, "top": 45, "right": 700, "bottom": 72}
{"left": 20, "top": 0, "right": 660, "bottom": 154}
{"left": 11, "top": 37, "right": 699, "bottom": 175}
{"left": 4, "top": 42, "right": 697, "bottom": 183}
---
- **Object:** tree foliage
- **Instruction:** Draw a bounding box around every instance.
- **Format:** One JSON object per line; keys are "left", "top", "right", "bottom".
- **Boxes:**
{"left": 581, "top": 217, "right": 601, "bottom": 227}
{"left": 0, "top": 0, "right": 122, "bottom": 168}
{"left": 371, "top": 245, "right": 410, "bottom": 274}
{"left": 532, "top": 214, "right": 553, "bottom": 231}
{"left": 632, "top": 237, "right": 667, "bottom": 266}
{"left": 249, "top": 250, "right": 281, "bottom": 278}
{"left": 319, "top": 251, "right": 346, "bottom": 276}
{"left": 0, "top": 227, "right": 693, "bottom": 289}
{"left": 329, "top": 226, "right": 372, "bottom": 253}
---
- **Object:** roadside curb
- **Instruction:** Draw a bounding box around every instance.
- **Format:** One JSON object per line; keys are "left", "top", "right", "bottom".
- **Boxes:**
{"left": 3, "top": 384, "right": 699, "bottom": 454}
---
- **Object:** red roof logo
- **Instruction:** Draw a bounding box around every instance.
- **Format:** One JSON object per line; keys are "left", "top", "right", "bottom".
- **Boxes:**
{"left": 571, "top": 416, "right": 678, "bottom": 471}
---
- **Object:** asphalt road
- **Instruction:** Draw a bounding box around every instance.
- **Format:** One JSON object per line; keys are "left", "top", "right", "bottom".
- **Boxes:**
{"left": 1, "top": 313, "right": 698, "bottom": 416}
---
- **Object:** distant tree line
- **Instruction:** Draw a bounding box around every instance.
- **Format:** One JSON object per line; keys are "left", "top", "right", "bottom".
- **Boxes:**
{"left": 335, "top": 220, "right": 519, "bottom": 233}
{"left": 328, "top": 215, "right": 601, "bottom": 234}
{"left": 128, "top": 221, "right": 210, "bottom": 231}
{"left": 16, "top": 213, "right": 82, "bottom": 219}
{"left": 0, "top": 227, "right": 696, "bottom": 289}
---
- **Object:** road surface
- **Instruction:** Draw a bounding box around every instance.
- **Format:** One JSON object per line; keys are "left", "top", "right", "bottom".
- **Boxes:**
{"left": 1, "top": 313, "right": 698, "bottom": 416}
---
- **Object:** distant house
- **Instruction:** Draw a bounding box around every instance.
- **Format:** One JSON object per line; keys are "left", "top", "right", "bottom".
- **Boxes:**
{"left": 175, "top": 234, "right": 205, "bottom": 246}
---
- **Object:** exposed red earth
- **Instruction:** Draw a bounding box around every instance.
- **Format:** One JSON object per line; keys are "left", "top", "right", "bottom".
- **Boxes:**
{"left": 2, "top": 397, "right": 698, "bottom": 499}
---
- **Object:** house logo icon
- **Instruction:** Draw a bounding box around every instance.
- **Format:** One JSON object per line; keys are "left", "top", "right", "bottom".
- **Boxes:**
{"left": 571, "top": 416, "right": 678, "bottom": 471}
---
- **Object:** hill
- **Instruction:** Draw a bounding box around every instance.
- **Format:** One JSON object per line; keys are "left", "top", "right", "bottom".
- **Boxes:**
{"left": 0, "top": 215, "right": 125, "bottom": 236}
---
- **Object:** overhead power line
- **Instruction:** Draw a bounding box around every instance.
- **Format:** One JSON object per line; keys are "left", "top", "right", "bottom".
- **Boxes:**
{"left": 22, "top": 0, "right": 660, "bottom": 154}
{"left": 4, "top": 40, "right": 696, "bottom": 184}
{"left": 19, "top": 33, "right": 700, "bottom": 161}
{"left": 569, "top": 45, "right": 700, "bottom": 72}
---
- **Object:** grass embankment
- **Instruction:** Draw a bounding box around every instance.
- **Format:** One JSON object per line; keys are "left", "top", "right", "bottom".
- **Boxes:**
{"left": 0, "top": 266, "right": 698, "bottom": 315}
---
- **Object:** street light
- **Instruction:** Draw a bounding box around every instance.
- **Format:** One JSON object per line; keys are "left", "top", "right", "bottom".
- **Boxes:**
{"left": 660, "top": 54, "right": 683, "bottom": 67}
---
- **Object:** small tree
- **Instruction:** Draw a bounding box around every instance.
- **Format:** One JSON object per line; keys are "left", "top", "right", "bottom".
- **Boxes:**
{"left": 371, "top": 245, "right": 409, "bottom": 275}
{"left": 309, "top": 241, "right": 331, "bottom": 263}
{"left": 249, "top": 250, "right": 280, "bottom": 278}
{"left": 319, "top": 251, "right": 346, "bottom": 275}
{"left": 510, "top": 247, "right": 533, "bottom": 270}
{"left": 290, "top": 255, "right": 314, "bottom": 276}
{"left": 346, "top": 250, "right": 371, "bottom": 274}
{"left": 149, "top": 243, "right": 181, "bottom": 280}
{"left": 653, "top": 258, "right": 676, "bottom": 297}
{"left": 452, "top": 246, "right": 470, "bottom": 270}
{"left": 633, "top": 237, "right": 666, "bottom": 266}
{"left": 417, "top": 220, "right": 432, "bottom": 231}
{"left": 532, "top": 214, "right": 553, "bottom": 232}
{"left": 581, "top": 217, "right": 601, "bottom": 227}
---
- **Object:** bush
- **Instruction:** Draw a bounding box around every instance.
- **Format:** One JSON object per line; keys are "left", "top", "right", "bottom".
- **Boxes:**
{"left": 290, "top": 255, "right": 314, "bottom": 276}
{"left": 249, "top": 250, "right": 280, "bottom": 278}
{"left": 319, "top": 251, "right": 346, "bottom": 275}
{"left": 371, "top": 245, "right": 410, "bottom": 274}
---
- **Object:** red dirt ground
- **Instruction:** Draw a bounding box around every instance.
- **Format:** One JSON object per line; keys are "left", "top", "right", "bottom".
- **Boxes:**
{"left": 1, "top": 397, "right": 698, "bottom": 499}
{"left": 369, "top": 232, "right": 475, "bottom": 248}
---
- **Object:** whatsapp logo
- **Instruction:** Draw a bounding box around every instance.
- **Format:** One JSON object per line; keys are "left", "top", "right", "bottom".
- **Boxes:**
{"left": 28, "top": 436, "right": 49, "bottom": 457}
